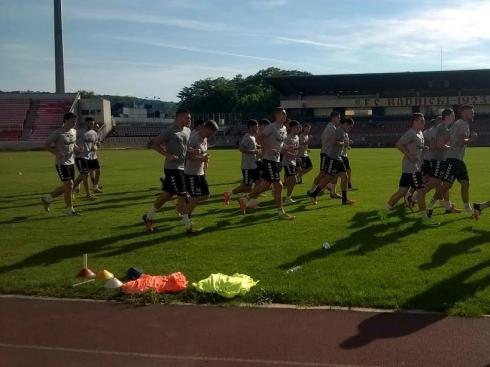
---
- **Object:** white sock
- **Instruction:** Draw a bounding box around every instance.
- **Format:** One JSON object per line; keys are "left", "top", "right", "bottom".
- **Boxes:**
{"left": 182, "top": 214, "right": 192, "bottom": 229}
{"left": 443, "top": 200, "right": 452, "bottom": 210}
{"left": 146, "top": 206, "right": 158, "bottom": 220}
{"left": 67, "top": 206, "right": 75, "bottom": 214}
{"left": 464, "top": 202, "right": 472, "bottom": 212}
{"left": 278, "top": 208, "right": 285, "bottom": 215}
{"left": 44, "top": 194, "right": 53, "bottom": 203}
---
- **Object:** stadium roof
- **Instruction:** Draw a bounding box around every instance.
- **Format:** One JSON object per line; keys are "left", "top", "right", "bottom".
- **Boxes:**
{"left": 267, "top": 69, "right": 490, "bottom": 95}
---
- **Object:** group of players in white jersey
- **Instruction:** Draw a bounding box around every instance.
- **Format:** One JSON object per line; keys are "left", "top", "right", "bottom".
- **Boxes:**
{"left": 41, "top": 113, "right": 103, "bottom": 216}
{"left": 380, "top": 104, "right": 487, "bottom": 225}
{"left": 42, "top": 106, "right": 488, "bottom": 230}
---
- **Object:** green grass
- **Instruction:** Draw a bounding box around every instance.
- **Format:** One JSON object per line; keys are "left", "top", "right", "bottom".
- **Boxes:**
{"left": 1, "top": 148, "right": 489, "bottom": 315}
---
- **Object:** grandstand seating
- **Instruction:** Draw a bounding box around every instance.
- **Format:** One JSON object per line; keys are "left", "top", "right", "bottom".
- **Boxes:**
{"left": 0, "top": 99, "right": 30, "bottom": 141}
{"left": 29, "top": 99, "right": 74, "bottom": 140}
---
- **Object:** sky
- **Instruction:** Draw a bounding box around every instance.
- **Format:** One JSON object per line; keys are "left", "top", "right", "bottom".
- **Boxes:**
{"left": 1, "top": 0, "right": 490, "bottom": 101}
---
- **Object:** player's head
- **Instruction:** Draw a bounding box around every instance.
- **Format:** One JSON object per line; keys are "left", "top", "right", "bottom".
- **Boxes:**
{"left": 330, "top": 111, "right": 341, "bottom": 125}
{"left": 63, "top": 112, "right": 77, "bottom": 129}
{"left": 274, "top": 107, "right": 287, "bottom": 124}
{"left": 441, "top": 108, "right": 455, "bottom": 125}
{"left": 85, "top": 117, "right": 96, "bottom": 130}
{"left": 459, "top": 104, "right": 474, "bottom": 123}
{"left": 193, "top": 118, "right": 205, "bottom": 130}
{"left": 247, "top": 119, "right": 259, "bottom": 135}
{"left": 341, "top": 117, "right": 355, "bottom": 132}
{"left": 258, "top": 118, "right": 271, "bottom": 132}
{"left": 302, "top": 123, "right": 311, "bottom": 134}
{"left": 201, "top": 119, "right": 219, "bottom": 138}
{"left": 176, "top": 108, "right": 191, "bottom": 127}
{"left": 411, "top": 112, "right": 425, "bottom": 130}
{"left": 289, "top": 119, "right": 301, "bottom": 135}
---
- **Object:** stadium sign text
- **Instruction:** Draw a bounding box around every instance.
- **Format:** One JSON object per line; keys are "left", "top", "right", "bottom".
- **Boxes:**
{"left": 355, "top": 95, "right": 490, "bottom": 107}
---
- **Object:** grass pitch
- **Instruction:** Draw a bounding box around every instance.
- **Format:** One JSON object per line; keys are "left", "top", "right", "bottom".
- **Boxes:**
{"left": 0, "top": 148, "right": 489, "bottom": 315}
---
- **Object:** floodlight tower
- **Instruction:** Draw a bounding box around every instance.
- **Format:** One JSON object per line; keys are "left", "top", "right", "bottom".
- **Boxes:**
{"left": 54, "top": 0, "right": 65, "bottom": 93}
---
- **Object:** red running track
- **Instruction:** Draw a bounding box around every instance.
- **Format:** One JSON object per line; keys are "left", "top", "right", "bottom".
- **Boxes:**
{"left": 0, "top": 296, "right": 489, "bottom": 367}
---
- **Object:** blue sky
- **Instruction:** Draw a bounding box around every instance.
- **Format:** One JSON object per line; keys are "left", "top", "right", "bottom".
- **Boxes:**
{"left": 1, "top": 0, "right": 489, "bottom": 101}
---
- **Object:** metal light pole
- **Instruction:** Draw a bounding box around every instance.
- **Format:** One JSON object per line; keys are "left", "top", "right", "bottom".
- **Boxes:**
{"left": 54, "top": 0, "right": 65, "bottom": 93}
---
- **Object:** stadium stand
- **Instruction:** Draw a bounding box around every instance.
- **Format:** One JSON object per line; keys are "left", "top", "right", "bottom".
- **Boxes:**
{"left": 0, "top": 99, "right": 30, "bottom": 141}
{"left": 29, "top": 98, "right": 77, "bottom": 140}
{"left": 268, "top": 69, "right": 490, "bottom": 147}
{"left": 0, "top": 93, "right": 79, "bottom": 146}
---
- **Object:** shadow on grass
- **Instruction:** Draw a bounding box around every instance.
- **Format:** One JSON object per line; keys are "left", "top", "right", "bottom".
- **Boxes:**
{"left": 0, "top": 210, "right": 277, "bottom": 274}
{"left": 278, "top": 209, "right": 420, "bottom": 270}
{"left": 99, "top": 212, "right": 277, "bottom": 258}
{"left": 419, "top": 227, "right": 489, "bottom": 270}
{"left": 342, "top": 233, "right": 490, "bottom": 349}
{"left": 279, "top": 209, "right": 468, "bottom": 271}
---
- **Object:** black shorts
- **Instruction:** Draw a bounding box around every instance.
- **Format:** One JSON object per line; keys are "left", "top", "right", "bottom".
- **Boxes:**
{"left": 341, "top": 156, "right": 351, "bottom": 171}
{"left": 261, "top": 159, "right": 281, "bottom": 183}
{"left": 301, "top": 156, "right": 313, "bottom": 170}
{"left": 323, "top": 156, "right": 346, "bottom": 176}
{"left": 162, "top": 169, "right": 187, "bottom": 196}
{"left": 75, "top": 158, "right": 89, "bottom": 174}
{"left": 256, "top": 160, "right": 264, "bottom": 173}
{"left": 422, "top": 160, "right": 433, "bottom": 176}
{"left": 284, "top": 164, "right": 297, "bottom": 177}
{"left": 445, "top": 158, "right": 469, "bottom": 183}
{"left": 87, "top": 159, "right": 100, "bottom": 170}
{"left": 185, "top": 175, "right": 210, "bottom": 197}
{"left": 399, "top": 172, "right": 424, "bottom": 189}
{"left": 430, "top": 160, "right": 450, "bottom": 182}
{"left": 56, "top": 164, "right": 75, "bottom": 182}
{"left": 320, "top": 153, "right": 329, "bottom": 172}
{"left": 242, "top": 169, "right": 259, "bottom": 186}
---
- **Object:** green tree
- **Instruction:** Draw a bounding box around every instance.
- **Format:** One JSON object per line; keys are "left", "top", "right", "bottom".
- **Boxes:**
{"left": 178, "top": 67, "right": 311, "bottom": 113}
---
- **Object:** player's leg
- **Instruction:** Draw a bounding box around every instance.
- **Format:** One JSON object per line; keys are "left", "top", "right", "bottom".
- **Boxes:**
{"left": 225, "top": 170, "right": 253, "bottom": 204}
{"left": 299, "top": 157, "right": 313, "bottom": 178}
{"left": 143, "top": 170, "right": 178, "bottom": 232}
{"left": 284, "top": 165, "right": 297, "bottom": 203}
{"left": 91, "top": 159, "right": 102, "bottom": 192}
{"left": 339, "top": 171, "right": 354, "bottom": 205}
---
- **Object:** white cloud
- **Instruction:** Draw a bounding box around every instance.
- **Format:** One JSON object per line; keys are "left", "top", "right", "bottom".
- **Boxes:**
{"left": 249, "top": 0, "right": 288, "bottom": 8}
{"left": 272, "top": 0, "right": 490, "bottom": 69}
{"left": 66, "top": 8, "right": 226, "bottom": 32}
{"left": 274, "top": 36, "right": 354, "bottom": 51}
{"left": 109, "top": 36, "right": 294, "bottom": 65}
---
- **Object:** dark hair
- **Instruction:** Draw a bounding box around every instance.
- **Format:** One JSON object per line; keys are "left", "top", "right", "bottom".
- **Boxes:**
{"left": 247, "top": 119, "right": 258, "bottom": 129}
{"left": 176, "top": 108, "right": 191, "bottom": 116}
{"left": 411, "top": 113, "right": 424, "bottom": 124}
{"left": 341, "top": 117, "right": 355, "bottom": 126}
{"left": 330, "top": 111, "right": 340, "bottom": 119}
{"left": 204, "top": 119, "right": 219, "bottom": 131}
{"left": 259, "top": 118, "right": 271, "bottom": 126}
{"left": 459, "top": 104, "right": 474, "bottom": 112}
{"left": 441, "top": 108, "right": 454, "bottom": 119}
{"left": 289, "top": 120, "right": 300, "bottom": 128}
{"left": 302, "top": 123, "right": 311, "bottom": 129}
{"left": 63, "top": 112, "right": 77, "bottom": 122}
{"left": 85, "top": 117, "right": 95, "bottom": 123}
